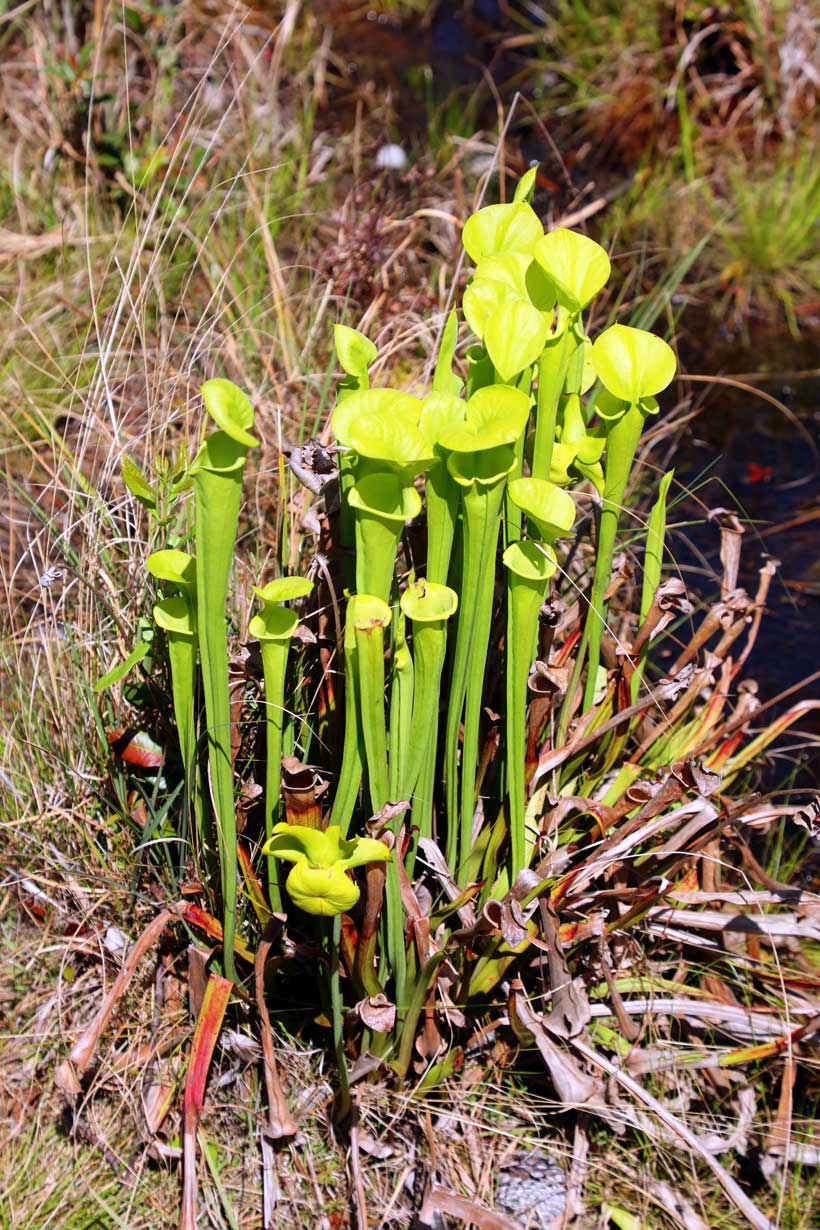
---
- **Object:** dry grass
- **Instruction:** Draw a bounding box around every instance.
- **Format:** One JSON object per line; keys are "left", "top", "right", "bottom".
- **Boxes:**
{"left": 1, "top": 5, "right": 819, "bottom": 1230}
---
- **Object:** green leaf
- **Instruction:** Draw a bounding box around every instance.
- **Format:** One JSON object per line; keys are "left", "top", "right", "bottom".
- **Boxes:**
{"left": 463, "top": 383, "right": 532, "bottom": 438}
{"left": 253, "top": 576, "right": 314, "bottom": 603}
{"left": 334, "top": 323, "right": 377, "bottom": 380}
{"left": 332, "top": 387, "right": 423, "bottom": 436}
{"left": 447, "top": 442, "right": 518, "bottom": 487}
{"left": 153, "top": 595, "right": 196, "bottom": 637}
{"left": 348, "top": 472, "right": 422, "bottom": 522}
{"left": 592, "top": 324, "right": 677, "bottom": 404}
{"left": 513, "top": 166, "right": 538, "bottom": 203}
{"left": 147, "top": 548, "right": 196, "bottom": 587}
{"left": 347, "top": 593, "right": 392, "bottom": 632}
{"left": 190, "top": 430, "right": 249, "bottom": 475}
{"left": 462, "top": 272, "right": 512, "bottom": 339}
{"left": 200, "top": 379, "right": 259, "bottom": 447}
{"left": 485, "top": 299, "right": 549, "bottom": 381}
{"left": 508, "top": 477, "right": 576, "bottom": 540}
{"left": 418, "top": 391, "right": 466, "bottom": 447}
{"left": 334, "top": 324, "right": 376, "bottom": 399}
{"left": 331, "top": 388, "right": 432, "bottom": 470}
{"left": 462, "top": 201, "right": 542, "bottom": 262}
{"left": 94, "top": 640, "right": 151, "bottom": 691}
{"left": 580, "top": 338, "right": 596, "bottom": 393}
{"left": 592, "top": 387, "right": 628, "bottom": 421}
{"left": 534, "top": 228, "right": 611, "bottom": 313}
{"left": 502, "top": 539, "right": 557, "bottom": 581}
{"left": 463, "top": 252, "right": 555, "bottom": 340}
{"left": 439, "top": 383, "right": 531, "bottom": 467}
{"left": 400, "top": 578, "right": 458, "bottom": 622}
{"left": 249, "top": 604, "right": 299, "bottom": 641}
{"left": 121, "top": 457, "right": 156, "bottom": 510}
{"left": 432, "top": 309, "right": 463, "bottom": 396}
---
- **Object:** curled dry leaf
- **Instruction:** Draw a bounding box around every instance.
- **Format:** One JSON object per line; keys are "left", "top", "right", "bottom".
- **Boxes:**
{"left": 417, "top": 837, "right": 478, "bottom": 928}
{"left": 508, "top": 980, "right": 604, "bottom": 1107}
{"left": 354, "top": 993, "right": 396, "bottom": 1033}
{"left": 281, "top": 756, "right": 328, "bottom": 827}
{"left": 539, "top": 899, "right": 592, "bottom": 1038}
{"left": 365, "top": 798, "right": 410, "bottom": 837}
{"left": 418, "top": 1184, "right": 522, "bottom": 1230}
{"left": 255, "top": 924, "right": 299, "bottom": 1140}
{"left": 673, "top": 757, "right": 722, "bottom": 797}
{"left": 708, "top": 507, "right": 746, "bottom": 598}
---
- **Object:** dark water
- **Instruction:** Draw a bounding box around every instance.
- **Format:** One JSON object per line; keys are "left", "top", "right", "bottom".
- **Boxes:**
{"left": 671, "top": 333, "right": 820, "bottom": 706}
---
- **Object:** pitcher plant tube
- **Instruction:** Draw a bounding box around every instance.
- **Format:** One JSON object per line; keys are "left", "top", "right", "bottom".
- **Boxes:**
{"left": 190, "top": 378, "right": 259, "bottom": 982}
{"left": 148, "top": 548, "right": 198, "bottom": 872}
{"left": 399, "top": 578, "right": 459, "bottom": 847}
{"left": 438, "top": 384, "right": 531, "bottom": 878}
{"left": 581, "top": 324, "right": 677, "bottom": 710}
{"left": 249, "top": 575, "right": 314, "bottom": 909}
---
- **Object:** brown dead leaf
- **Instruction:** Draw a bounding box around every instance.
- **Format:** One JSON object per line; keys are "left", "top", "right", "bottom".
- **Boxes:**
{"left": 255, "top": 923, "right": 298, "bottom": 1139}
{"left": 55, "top": 904, "right": 184, "bottom": 1094}
{"left": 539, "top": 899, "right": 591, "bottom": 1038}
{"left": 418, "top": 1183, "right": 521, "bottom": 1230}
{"left": 354, "top": 993, "right": 396, "bottom": 1033}
{"left": 508, "top": 981, "right": 604, "bottom": 1107}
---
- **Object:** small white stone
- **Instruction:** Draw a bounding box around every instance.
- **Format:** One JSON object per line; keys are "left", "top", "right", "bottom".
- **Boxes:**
{"left": 375, "top": 143, "right": 408, "bottom": 171}
{"left": 104, "top": 925, "right": 130, "bottom": 957}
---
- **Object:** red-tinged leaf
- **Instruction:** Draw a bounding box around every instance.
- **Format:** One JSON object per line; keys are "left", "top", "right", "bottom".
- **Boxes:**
{"left": 554, "top": 625, "right": 582, "bottom": 667}
{"left": 180, "top": 903, "right": 256, "bottom": 966}
{"left": 180, "top": 975, "right": 233, "bottom": 1230}
{"left": 237, "top": 843, "right": 273, "bottom": 927}
{"left": 706, "top": 731, "right": 744, "bottom": 770}
{"left": 107, "top": 728, "right": 164, "bottom": 768}
{"left": 181, "top": 903, "right": 224, "bottom": 943}
{"left": 724, "top": 699, "right": 820, "bottom": 778}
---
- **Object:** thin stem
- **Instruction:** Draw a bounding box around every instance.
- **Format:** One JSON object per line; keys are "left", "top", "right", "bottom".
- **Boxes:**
{"left": 583, "top": 402, "right": 644, "bottom": 711}
{"left": 165, "top": 627, "right": 197, "bottom": 877}
{"left": 355, "top": 620, "right": 389, "bottom": 816}
{"left": 632, "top": 468, "right": 674, "bottom": 702}
{"left": 443, "top": 478, "right": 505, "bottom": 879}
{"left": 531, "top": 329, "right": 574, "bottom": 482}
{"left": 388, "top": 616, "right": 414, "bottom": 801}
{"left": 353, "top": 510, "right": 403, "bottom": 604}
{"left": 328, "top": 915, "right": 351, "bottom": 1120}
{"left": 329, "top": 629, "right": 363, "bottom": 837}
{"left": 504, "top": 555, "right": 550, "bottom": 877}
{"left": 259, "top": 638, "right": 291, "bottom": 911}
{"left": 425, "top": 460, "right": 459, "bottom": 586}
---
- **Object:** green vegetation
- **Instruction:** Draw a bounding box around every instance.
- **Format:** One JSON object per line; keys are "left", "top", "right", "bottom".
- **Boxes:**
{"left": 1, "top": 5, "right": 818, "bottom": 1230}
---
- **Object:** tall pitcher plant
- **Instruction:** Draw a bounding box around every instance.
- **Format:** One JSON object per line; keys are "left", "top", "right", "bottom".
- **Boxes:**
{"left": 135, "top": 181, "right": 676, "bottom": 1017}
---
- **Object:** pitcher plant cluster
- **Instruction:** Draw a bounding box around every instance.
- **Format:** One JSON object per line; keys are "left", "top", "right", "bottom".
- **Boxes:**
{"left": 114, "top": 172, "right": 682, "bottom": 1073}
